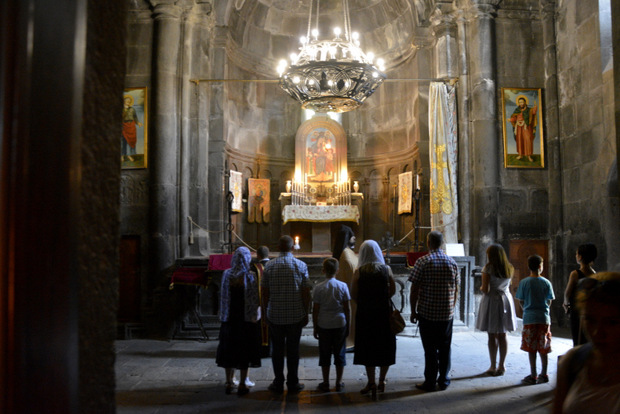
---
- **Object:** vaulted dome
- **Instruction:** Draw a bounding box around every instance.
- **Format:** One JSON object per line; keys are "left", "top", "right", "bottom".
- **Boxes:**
{"left": 226, "top": 0, "right": 428, "bottom": 77}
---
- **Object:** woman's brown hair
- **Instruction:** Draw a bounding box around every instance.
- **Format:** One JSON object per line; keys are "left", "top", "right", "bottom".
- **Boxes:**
{"left": 486, "top": 243, "right": 514, "bottom": 279}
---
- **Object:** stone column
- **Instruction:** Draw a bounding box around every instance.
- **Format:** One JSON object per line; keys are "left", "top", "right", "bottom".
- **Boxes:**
{"left": 180, "top": 5, "right": 212, "bottom": 258}
{"left": 430, "top": 6, "right": 458, "bottom": 79}
{"left": 457, "top": 0, "right": 501, "bottom": 260}
{"left": 455, "top": 6, "right": 472, "bottom": 255}
{"left": 539, "top": 0, "right": 564, "bottom": 284}
{"left": 207, "top": 27, "right": 229, "bottom": 253}
{"left": 150, "top": 2, "right": 182, "bottom": 277}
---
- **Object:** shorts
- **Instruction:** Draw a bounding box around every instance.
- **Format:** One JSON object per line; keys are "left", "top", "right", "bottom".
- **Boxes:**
{"left": 317, "top": 326, "right": 347, "bottom": 367}
{"left": 521, "top": 324, "right": 552, "bottom": 354}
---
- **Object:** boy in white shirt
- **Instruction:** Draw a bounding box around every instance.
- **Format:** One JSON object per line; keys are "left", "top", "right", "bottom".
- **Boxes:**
{"left": 312, "top": 258, "right": 351, "bottom": 392}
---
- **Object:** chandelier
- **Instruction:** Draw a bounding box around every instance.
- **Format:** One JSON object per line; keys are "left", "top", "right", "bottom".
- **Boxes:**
{"left": 276, "top": 0, "right": 387, "bottom": 113}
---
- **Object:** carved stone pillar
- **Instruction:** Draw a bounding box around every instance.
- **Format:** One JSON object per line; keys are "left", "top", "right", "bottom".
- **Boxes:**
{"left": 430, "top": 6, "right": 458, "bottom": 79}
{"left": 539, "top": 0, "right": 564, "bottom": 283}
{"left": 456, "top": 0, "right": 501, "bottom": 260}
{"left": 150, "top": 2, "right": 182, "bottom": 276}
{"left": 181, "top": 4, "right": 212, "bottom": 258}
{"left": 207, "top": 27, "right": 229, "bottom": 253}
{"left": 455, "top": 7, "right": 472, "bottom": 254}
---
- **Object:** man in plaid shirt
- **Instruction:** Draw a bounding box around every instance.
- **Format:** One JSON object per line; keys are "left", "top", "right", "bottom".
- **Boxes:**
{"left": 261, "top": 236, "right": 312, "bottom": 393}
{"left": 408, "top": 230, "right": 460, "bottom": 392}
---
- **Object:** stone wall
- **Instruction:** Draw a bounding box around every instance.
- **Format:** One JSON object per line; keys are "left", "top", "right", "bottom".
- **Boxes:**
{"left": 555, "top": 0, "right": 619, "bottom": 286}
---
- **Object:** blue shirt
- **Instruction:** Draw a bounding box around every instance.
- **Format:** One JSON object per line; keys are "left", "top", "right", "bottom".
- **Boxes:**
{"left": 516, "top": 276, "right": 555, "bottom": 325}
{"left": 261, "top": 252, "right": 312, "bottom": 325}
{"left": 312, "top": 277, "right": 351, "bottom": 329}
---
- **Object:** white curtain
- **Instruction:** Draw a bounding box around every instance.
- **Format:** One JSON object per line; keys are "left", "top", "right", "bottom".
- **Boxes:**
{"left": 428, "top": 82, "right": 458, "bottom": 243}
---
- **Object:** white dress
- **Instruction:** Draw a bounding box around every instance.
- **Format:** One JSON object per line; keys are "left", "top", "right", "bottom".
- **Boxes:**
{"left": 475, "top": 264, "right": 517, "bottom": 333}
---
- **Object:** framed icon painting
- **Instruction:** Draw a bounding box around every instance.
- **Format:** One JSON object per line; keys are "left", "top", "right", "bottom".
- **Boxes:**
{"left": 501, "top": 88, "right": 544, "bottom": 168}
{"left": 122, "top": 87, "right": 148, "bottom": 169}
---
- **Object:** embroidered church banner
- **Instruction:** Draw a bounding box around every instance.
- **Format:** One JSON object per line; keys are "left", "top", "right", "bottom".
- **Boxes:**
{"left": 248, "top": 178, "right": 270, "bottom": 223}
{"left": 429, "top": 82, "right": 458, "bottom": 243}
{"left": 229, "top": 170, "right": 243, "bottom": 213}
{"left": 398, "top": 171, "right": 412, "bottom": 214}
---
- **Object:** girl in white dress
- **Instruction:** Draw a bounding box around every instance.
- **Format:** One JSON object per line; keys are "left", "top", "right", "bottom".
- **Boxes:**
{"left": 475, "top": 244, "right": 517, "bottom": 376}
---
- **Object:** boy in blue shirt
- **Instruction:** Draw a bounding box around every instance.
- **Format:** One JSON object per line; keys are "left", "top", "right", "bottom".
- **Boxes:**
{"left": 516, "top": 254, "right": 555, "bottom": 385}
{"left": 312, "top": 258, "right": 351, "bottom": 392}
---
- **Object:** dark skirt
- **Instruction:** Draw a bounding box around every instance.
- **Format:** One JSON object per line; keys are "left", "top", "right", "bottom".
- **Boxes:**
{"left": 216, "top": 320, "right": 262, "bottom": 369}
{"left": 216, "top": 284, "right": 261, "bottom": 369}
{"left": 353, "top": 264, "right": 396, "bottom": 367}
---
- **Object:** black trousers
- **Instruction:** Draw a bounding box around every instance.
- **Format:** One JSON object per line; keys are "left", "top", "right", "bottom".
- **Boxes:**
{"left": 418, "top": 317, "right": 453, "bottom": 387}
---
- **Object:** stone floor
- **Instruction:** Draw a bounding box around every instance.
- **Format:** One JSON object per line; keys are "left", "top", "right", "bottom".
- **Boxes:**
{"left": 115, "top": 328, "right": 573, "bottom": 414}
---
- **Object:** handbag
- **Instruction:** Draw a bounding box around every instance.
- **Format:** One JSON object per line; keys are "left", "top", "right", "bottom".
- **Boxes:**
{"left": 389, "top": 299, "right": 406, "bottom": 334}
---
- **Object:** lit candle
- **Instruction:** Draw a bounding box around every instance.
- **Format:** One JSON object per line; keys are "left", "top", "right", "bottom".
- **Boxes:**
{"left": 415, "top": 174, "right": 420, "bottom": 190}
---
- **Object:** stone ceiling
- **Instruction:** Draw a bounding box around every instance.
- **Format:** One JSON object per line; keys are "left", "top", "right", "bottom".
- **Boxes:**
{"left": 225, "top": 0, "right": 435, "bottom": 77}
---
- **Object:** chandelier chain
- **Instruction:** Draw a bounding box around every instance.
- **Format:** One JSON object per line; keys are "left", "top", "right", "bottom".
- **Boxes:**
{"left": 343, "top": 0, "right": 350, "bottom": 41}
{"left": 315, "top": 0, "right": 320, "bottom": 35}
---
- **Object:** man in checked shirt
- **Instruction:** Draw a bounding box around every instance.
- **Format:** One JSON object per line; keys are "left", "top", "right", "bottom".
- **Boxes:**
{"left": 409, "top": 230, "right": 460, "bottom": 392}
{"left": 262, "top": 235, "right": 312, "bottom": 393}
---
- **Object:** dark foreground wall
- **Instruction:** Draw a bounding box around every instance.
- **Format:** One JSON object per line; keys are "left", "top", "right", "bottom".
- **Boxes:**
{"left": 0, "top": 0, "right": 125, "bottom": 412}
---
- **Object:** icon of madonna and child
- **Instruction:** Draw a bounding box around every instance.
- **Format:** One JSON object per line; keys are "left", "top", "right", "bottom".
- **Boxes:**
{"left": 305, "top": 129, "right": 337, "bottom": 182}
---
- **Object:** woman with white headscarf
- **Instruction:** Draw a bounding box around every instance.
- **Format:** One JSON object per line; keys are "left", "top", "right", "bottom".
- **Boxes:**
{"left": 351, "top": 240, "right": 396, "bottom": 400}
{"left": 216, "top": 247, "right": 261, "bottom": 396}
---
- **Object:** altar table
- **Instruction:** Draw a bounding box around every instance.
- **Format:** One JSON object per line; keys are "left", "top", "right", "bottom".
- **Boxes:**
{"left": 282, "top": 205, "right": 360, "bottom": 225}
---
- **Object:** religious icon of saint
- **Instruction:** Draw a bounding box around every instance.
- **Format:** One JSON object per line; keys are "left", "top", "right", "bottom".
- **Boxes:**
{"left": 509, "top": 95, "right": 538, "bottom": 162}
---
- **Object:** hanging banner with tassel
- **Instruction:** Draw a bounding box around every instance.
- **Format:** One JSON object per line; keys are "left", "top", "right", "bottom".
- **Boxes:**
{"left": 398, "top": 171, "right": 412, "bottom": 214}
{"left": 229, "top": 170, "right": 243, "bottom": 213}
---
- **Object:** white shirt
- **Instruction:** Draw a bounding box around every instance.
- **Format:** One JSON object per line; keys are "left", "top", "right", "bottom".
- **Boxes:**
{"left": 312, "top": 277, "right": 351, "bottom": 329}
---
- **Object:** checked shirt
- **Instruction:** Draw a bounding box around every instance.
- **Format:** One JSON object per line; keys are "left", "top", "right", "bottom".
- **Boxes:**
{"left": 408, "top": 249, "right": 460, "bottom": 321}
{"left": 261, "top": 252, "right": 312, "bottom": 325}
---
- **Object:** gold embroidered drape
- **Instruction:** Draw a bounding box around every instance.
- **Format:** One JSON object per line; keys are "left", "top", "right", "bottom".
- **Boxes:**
{"left": 429, "top": 82, "right": 458, "bottom": 243}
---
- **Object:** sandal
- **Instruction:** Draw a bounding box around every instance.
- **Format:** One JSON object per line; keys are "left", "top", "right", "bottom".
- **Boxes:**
{"left": 485, "top": 368, "right": 497, "bottom": 376}
{"left": 225, "top": 382, "right": 234, "bottom": 394}
{"left": 378, "top": 380, "right": 387, "bottom": 393}
{"left": 335, "top": 382, "right": 345, "bottom": 392}
{"left": 494, "top": 368, "right": 505, "bottom": 376}
{"left": 522, "top": 375, "right": 538, "bottom": 385}
{"left": 537, "top": 374, "right": 549, "bottom": 384}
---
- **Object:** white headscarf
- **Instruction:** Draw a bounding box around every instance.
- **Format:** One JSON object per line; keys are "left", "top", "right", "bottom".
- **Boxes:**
{"left": 356, "top": 240, "right": 385, "bottom": 268}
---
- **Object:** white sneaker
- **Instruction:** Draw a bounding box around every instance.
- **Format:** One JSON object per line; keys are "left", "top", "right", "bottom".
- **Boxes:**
{"left": 232, "top": 377, "right": 254, "bottom": 387}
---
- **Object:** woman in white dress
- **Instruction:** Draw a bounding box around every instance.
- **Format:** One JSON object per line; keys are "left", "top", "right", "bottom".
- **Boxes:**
{"left": 475, "top": 243, "right": 517, "bottom": 376}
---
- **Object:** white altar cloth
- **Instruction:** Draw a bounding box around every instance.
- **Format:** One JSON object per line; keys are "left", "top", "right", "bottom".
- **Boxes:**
{"left": 282, "top": 205, "right": 360, "bottom": 225}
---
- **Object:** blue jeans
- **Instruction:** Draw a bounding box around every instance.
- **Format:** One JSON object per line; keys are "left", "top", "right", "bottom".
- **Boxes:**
{"left": 418, "top": 317, "right": 453, "bottom": 387}
{"left": 270, "top": 321, "right": 304, "bottom": 386}
{"left": 317, "top": 326, "right": 347, "bottom": 367}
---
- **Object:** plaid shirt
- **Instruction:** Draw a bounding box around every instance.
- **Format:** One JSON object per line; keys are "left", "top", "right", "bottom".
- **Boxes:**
{"left": 261, "top": 252, "right": 311, "bottom": 325}
{"left": 408, "top": 249, "right": 460, "bottom": 321}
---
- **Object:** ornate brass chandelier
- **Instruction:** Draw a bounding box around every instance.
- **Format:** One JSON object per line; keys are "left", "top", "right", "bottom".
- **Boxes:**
{"left": 276, "top": 0, "right": 387, "bottom": 113}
